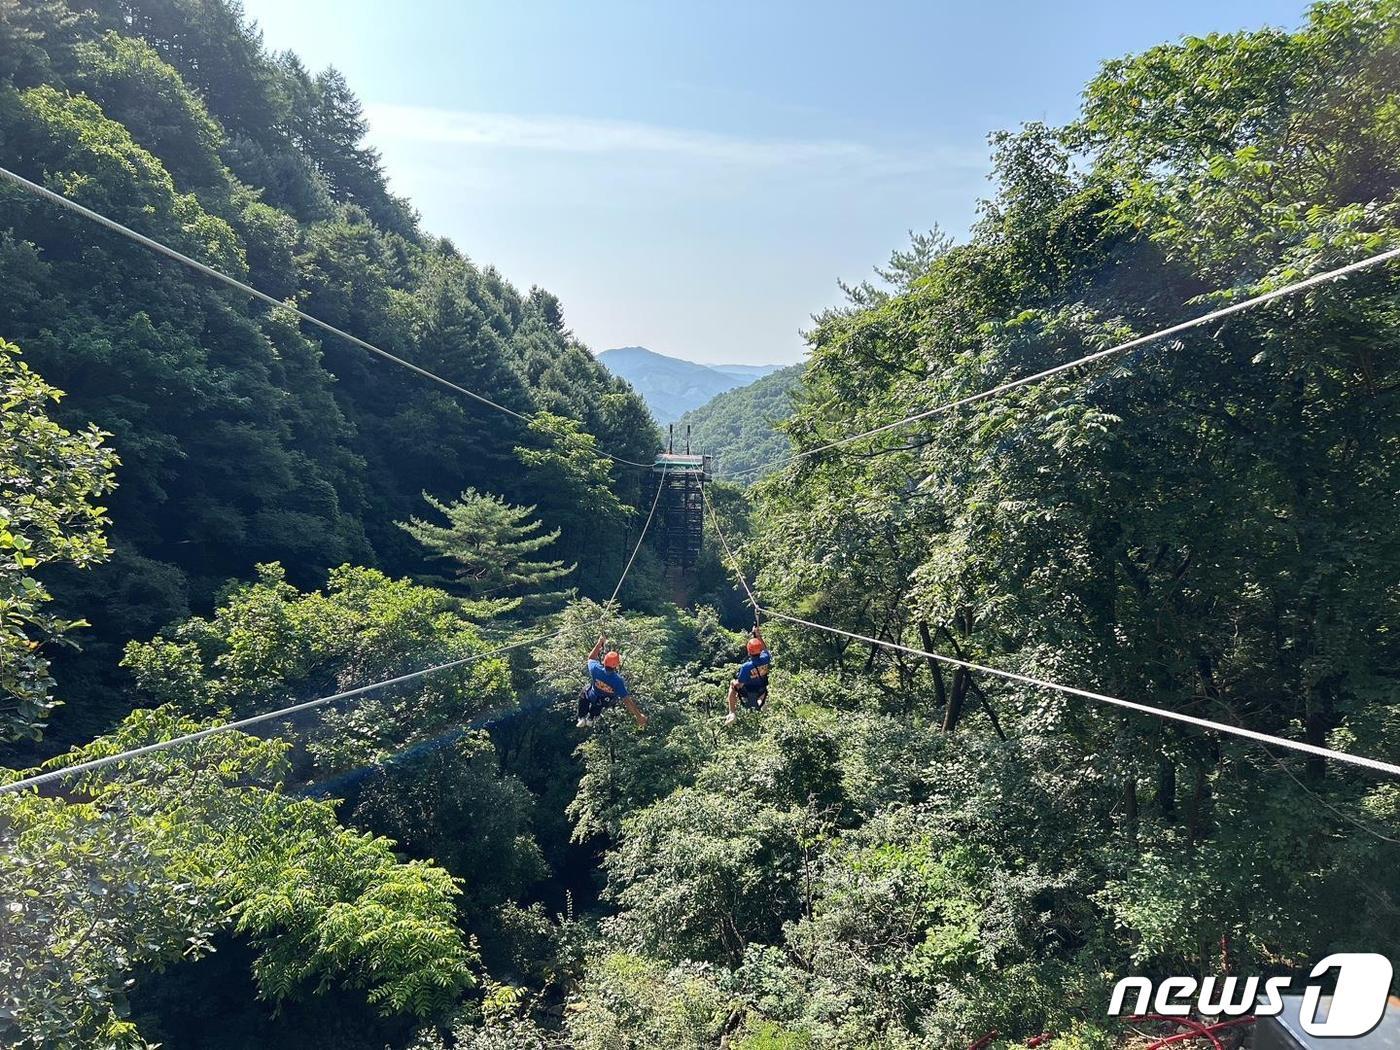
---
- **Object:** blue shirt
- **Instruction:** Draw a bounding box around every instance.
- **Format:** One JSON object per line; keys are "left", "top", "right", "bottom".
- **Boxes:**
{"left": 586, "top": 659, "right": 629, "bottom": 702}
{"left": 737, "top": 650, "right": 771, "bottom": 693}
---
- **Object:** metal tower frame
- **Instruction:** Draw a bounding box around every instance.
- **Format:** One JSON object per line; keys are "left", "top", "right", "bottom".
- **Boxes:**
{"left": 653, "top": 425, "right": 712, "bottom": 572}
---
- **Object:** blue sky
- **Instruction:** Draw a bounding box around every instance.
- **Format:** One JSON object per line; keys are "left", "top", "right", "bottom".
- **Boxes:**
{"left": 241, "top": 0, "right": 1310, "bottom": 365}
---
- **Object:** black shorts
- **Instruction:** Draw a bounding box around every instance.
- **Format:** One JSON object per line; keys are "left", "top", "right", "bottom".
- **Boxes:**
{"left": 579, "top": 686, "right": 619, "bottom": 718}
{"left": 740, "top": 687, "right": 768, "bottom": 711}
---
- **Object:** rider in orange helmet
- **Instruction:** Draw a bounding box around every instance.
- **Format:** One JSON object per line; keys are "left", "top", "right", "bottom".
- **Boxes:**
{"left": 578, "top": 633, "right": 648, "bottom": 729}
{"left": 725, "top": 628, "right": 771, "bottom": 725}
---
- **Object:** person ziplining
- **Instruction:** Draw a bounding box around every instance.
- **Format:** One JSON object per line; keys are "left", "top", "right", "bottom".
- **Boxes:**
{"left": 568, "top": 465, "right": 670, "bottom": 733}
{"left": 700, "top": 489, "right": 773, "bottom": 726}
{"left": 578, "top": 633, "right": 648, "bottom": 730}
{"left": 725, "top": 627, "right": 771, "bottom": 725}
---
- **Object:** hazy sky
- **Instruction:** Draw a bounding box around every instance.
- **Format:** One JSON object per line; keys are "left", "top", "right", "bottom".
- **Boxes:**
{"left": 240, "top": 0, "right": 1308, "bottom": 365}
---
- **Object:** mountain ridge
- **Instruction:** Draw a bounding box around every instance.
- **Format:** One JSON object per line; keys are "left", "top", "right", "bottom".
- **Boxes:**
{"left": 597, "top": 346, "right": 782, "bottom": 424}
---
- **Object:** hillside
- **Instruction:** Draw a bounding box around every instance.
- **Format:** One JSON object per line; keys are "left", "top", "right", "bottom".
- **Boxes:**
{"left": 0, "top": 2, "right": 660, "bottom": 750}
{"left": 597, "top": 345, "right": 779, "bottom": 424}
{"left": 676, "top": 362, "right": 804, "bottom": 478}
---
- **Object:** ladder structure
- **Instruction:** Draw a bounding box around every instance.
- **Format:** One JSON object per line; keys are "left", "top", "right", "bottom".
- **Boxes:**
{"left": 653, "top": 425, "right": 712, "bottom": 572}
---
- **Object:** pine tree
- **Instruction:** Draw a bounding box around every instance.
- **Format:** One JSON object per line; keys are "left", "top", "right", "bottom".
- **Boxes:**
{"left": 310, "top": 67, "right": 371, "bottom": 197}
{"left": 399, "top": 489, "right": 575, "bottom": 617}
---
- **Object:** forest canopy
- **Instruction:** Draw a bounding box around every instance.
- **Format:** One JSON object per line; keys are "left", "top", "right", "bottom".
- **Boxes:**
{"left": 2, "top": 1, "right": 1400, "bottom": 1049}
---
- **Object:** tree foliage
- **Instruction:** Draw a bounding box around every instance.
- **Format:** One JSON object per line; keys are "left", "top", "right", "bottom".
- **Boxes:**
{"left": 121, "top": 561, "right": 515, "bottom": 780}
{"left": 675, "top": 363, "right": 806, "bottom": 480}
{"left": 554, "top": 5, "right": 1400, "bottom": 1046}
{"left": 5, "top": 2, "right": 1400, "bottom": 1048}
{"left": 0, "top": 339, "right": 116, "bottom": 741}
{"left": 399, "top": 489, "right": 575, "bottom": 617}
{"left": 0, "top": 707, "right": 475, "bottom": 1049}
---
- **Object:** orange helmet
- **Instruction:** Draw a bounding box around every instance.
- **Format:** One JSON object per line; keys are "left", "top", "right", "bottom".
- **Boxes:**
{"left": 602, "top": 650, "right": 622, "bottom": 670}
{"left": 747, "top": 637, "right": 765, "bottom": 656}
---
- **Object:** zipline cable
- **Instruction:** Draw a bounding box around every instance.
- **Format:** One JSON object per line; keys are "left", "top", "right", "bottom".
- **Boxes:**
{"left": 716, "top": 244, "right": 1400, "bottom": 479}
{"left": 702, "top": 487, "right": 759, "bottom": 623}
{"left": 16, "top": 163, "right": 1393, "bottom": 485}
{"left": 605, "top": 465, "right": 668, "bottom": 609}
{"left": 700, "top": 497, "right": 1400, "bottom": 779}
{"left": 0, "top": 164, "right": 655, "bottom": 471}
{"left": 303, "top": 694, "right": 556, "bottom": 799}
{"left": 0, "top": 631, "right": 557, "bottom": 796}
{"left": 1261, "top": 743, "right": 1400, "bottom": 844}
{"left": 1196, "top": 695, "right": 1400, "bottom": 844}
{"left": 758, "top": 607, "right": 1400, "bottom": 779}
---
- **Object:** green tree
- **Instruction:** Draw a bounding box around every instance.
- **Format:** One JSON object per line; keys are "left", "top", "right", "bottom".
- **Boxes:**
{"left": 515, "top": 414, "right": 639, "bottom": 598}
{"left": 0, "top": 339, "right": 116, "bottom": 741}
{"left": 0, "top": 4, "right": 657, "bottom": 749}
{"left": 674, "top": 364, "right": 806, "bottom": 480}
{"left": 351, "top": 731, "right": 549, "bottom": 960}
{"left": 121, "top": 562, "right": 515, "bottom": 780}
{"left": 607, "top": 788, "right": 808, "bottom": 965}
{"left": 400, "top": 488, "right": 575, "bottom": 616}
{"left": 0, "top": 706, "right": 475, "bottom": 1049}
{"left": 738, "top": 5, "right": 1400, "bottom": 1042}
{"left": 70, "top": 30, "right": 226, "bottom": 188}
{"left": 0, "top": 0, "right": 82, "bottom": 87}
{"left": 567, "top": 954, "right": 729, "bottom": 1050}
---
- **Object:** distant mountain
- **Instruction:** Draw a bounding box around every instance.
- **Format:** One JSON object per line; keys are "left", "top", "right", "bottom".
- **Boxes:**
{"left": 597, "top": 346, "right": 782, "bottom": 425}
{"left": 676, "top": 362, "right": 805, "bottom": 480}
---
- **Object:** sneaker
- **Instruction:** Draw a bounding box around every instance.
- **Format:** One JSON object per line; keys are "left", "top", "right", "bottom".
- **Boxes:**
{"left": 724, "top": 711, "right": 737, "bottom": 726}
{"left": 576, "top": 716, "right": 591, "bottom": 728}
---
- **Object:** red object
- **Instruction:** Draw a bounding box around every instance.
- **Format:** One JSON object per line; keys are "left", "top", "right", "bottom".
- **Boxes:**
{"left": 967, "top": 1030, "right": 999, "bottom": 1050}
{"left": 747, "top": 637, "right": 765, "bottom": 655}
{"left": 1138, "top": 1013, "right": 1256, "bottom": 1050}
{"left": 602, "top": 651, "right": 621, "bottom": 669}
{"left": 1025, "top": 1035, "right": 1053, "bottom": 1048}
